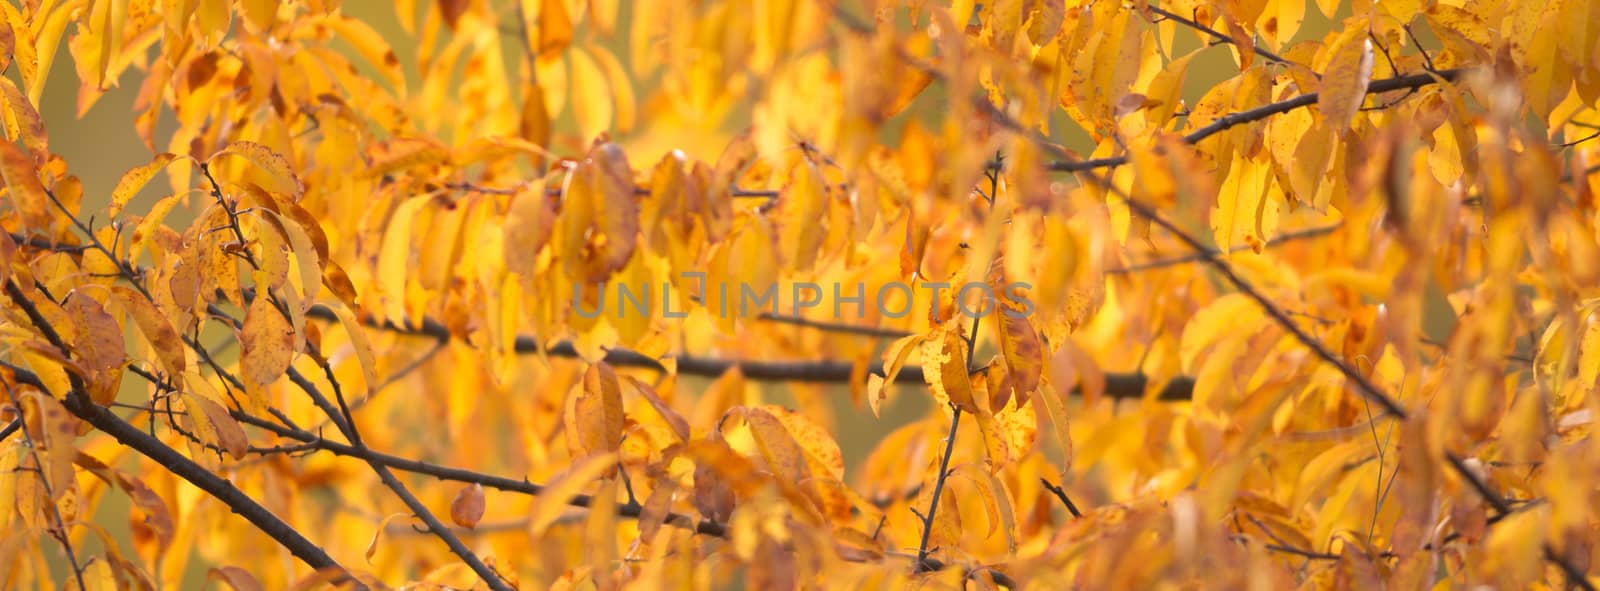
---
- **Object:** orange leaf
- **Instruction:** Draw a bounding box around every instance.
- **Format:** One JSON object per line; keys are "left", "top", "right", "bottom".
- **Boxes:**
{"left": 535, "top": 0, "right": 573, "bottom": 57}
{"left": 727, "top": 406, "right": 812, "bottom": 488}
{"left": 625, "top": 375, "right": 690, "bottom": 442}
{"left": 0, "top": 140, "right": 49, "bottom": 228}
{"left": 0, "top": 76, "right": 47, "bottom": 158}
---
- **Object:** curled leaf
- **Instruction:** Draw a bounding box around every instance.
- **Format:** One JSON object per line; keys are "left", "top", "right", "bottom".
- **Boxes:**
{"left": 450, "top": 483, "right": 486, "bottom": 529}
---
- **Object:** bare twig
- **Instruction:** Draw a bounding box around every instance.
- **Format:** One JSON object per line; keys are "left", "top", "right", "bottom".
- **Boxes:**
{"left": 1044, "top": 69, "right": 1464, "bottom": 172}
{"left": 0, "top": 296, "right": 353, "bottom": 586}
{"left": 1145, "top": 6, "right": 1297, "bottom": 69}
{"left": 1040, "top": 478, "right": 1083, "bottom": 518}
{"left": 203, "top": 295, "right": 511, "bottom": 591}
{"left": 1111, "top": 223, "right": 1341, "bottom": 274}
{"left": 0, "top": 384, "right": 88, "bottom": 591}
{"left": 914, "top": 167, "right": 999, "bottom": 573}
{"left": 0, "top": 418, "right": 18, "bottom": 442}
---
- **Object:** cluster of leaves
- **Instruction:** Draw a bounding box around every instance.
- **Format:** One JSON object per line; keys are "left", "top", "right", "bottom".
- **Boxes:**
{"left": 1, "top": 0, "right": 1599, "bottom": 589}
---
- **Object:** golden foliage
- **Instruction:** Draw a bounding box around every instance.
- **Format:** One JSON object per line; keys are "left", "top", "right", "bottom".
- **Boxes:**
{"left": 0, "top": 0, "right": 1598, "bottom": 589}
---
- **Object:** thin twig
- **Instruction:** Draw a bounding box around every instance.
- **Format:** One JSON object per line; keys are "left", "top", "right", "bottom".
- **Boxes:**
{"left": 0, "top": 418, "right": 19, "bottom": 442}
{"left": 1039, "top": 478, "right": 1083, "bottom": 518}
{"left": 0, "top": 331, "right": 353, "bottom": 586}
{"left": 1043, "top": 69, "right": 1464, "bottom": 172}
{"left": 912, "top": 407, "right": 961, "bottom": 573}
{"left": 1111, "top": 223, "right": 1341, "bottom": 274}
{"left": 0, "top": 385, "right": 88, "bottom": 591}
{"left": 1145, "top": 6, "right": 1297, "bottom": 69}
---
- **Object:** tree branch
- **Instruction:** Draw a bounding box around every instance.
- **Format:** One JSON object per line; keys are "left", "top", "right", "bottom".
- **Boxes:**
{"left": 299, "top": 303, "right": 1195, "bottom": 399}
{"left": 0, "top": 362, "right": 354, "bottom": 583}
{"left": 201, "top": 296, "right": 512, "bottom": 591}
{"left": 1045, "top": 69, "right": 1464, "bottom": 173}
{"left": 1144, "top": 6, "right": 1297, "bottom": 69}
{"left": 1040, "top": 478, "right": 1083, "bottom": 519}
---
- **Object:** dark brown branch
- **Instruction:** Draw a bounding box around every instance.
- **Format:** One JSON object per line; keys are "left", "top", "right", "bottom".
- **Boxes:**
{"left": 13, "top": 216, "right": 1197, "bottom": 402}
{"left": 301, "top": 303, "right": 1194, "bottom": 399}
{"left": 756, "top": 312, "right": 915, "bottom": 338}
{"left": 202, "top": 162, "right": 505, "bottom": 587}
{"left": 915, "top": 244, "right": 991, "bottom": 574}
{"left": 1111, "top": 223, "right": 1341, "bottom": 274}
{"left": 290, "top": 363, "right": 511, "bottom": 591}
{"left": 1, "top": 385, "right": 88, "bottom": 591}
{"left": 6, "top": 269, "right": 360, "bottom": 585}
{"left": 1062, "top": 86, "right": 1600, "bottom": 591}
{"left": 1557, "top": 128, "right": 1600, "bottom": 148}
{"left": 235, "top": 408, "right": 1019, "bottom": 586}
{"left": 232, "top": 411, "right": 727, "bottom": 534}
{"left": 1040, "top": 478, "right": 1083, "bottom": 518}
{"left": 1045, "top": 69, "right": 1464, "bottom": 172}
{"left": 0, "top": 361, "right": 352, "bottom": 582}
{"left": 1145, "top": 6, "right": 1296, "bottom": 69}
{"left": 1445, "top": 457, "right": 1592, "bottom": 589}
{"left": 5, "top": 232, "right": 92, "bottom": 253}
{"left": 198, "top": 293, "right": 511, "bottom": 591}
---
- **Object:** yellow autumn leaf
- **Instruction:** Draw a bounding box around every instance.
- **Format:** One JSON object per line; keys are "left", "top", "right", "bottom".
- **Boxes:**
{"left": 365, "top": 512, "right": 411, "bottom": 564}
{"left": 869, "top": 333, "right": 927, "bottom": 417}
{"left": 316, "top": 16, "right": 405, "bottom": 98}
{"left": 727, "top": 406, "right": 812, "bottom": 488}
{"left": 110, "top": 286, "right": 187, "bottom": 380}
{"left": 778, "top": 158, "right": 828, "bottom": 271}
{"left": 377, "top": 196, "right": 425, "bottom": 325}
{"left": 534, "top": 0, "right": 573, "bottom": 57}
{"left": 109, "top": 153, "right": 180, "bottom": 217}
{"left": 0, "top": 76, "right": 47, "bottom": 157}
{"left": 503, "top": 177, "right": 555, "bottom": 278}
{"left": 1211, "top": 153, "right": 1280, "bottom": 256}
{"left": 923, "top": 325, "right": 977, "bottom": 412}
{"left": 528, "top": 451, "right": 619, "bottom": 537}
{"left": 240, "top": 293, "right": 294, "bottom": 386}
{"left": 329, "top": 300, "right": 379, "bottom": 398}
{"left": 1317, "top": 26, "right": 1374, "bottom": 131}
{"left": 565, "top": 362, "right": 626, "bottom": 458}
{"left": 210, "top": 141, "right": 305, "bottom": 198}
{"left": 585, "top": 43, "right": 636, "bottom": 133}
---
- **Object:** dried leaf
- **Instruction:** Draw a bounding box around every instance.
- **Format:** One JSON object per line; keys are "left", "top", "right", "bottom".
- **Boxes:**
{"left": 450, "top": 483, "right": 485, "bottom": 529}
